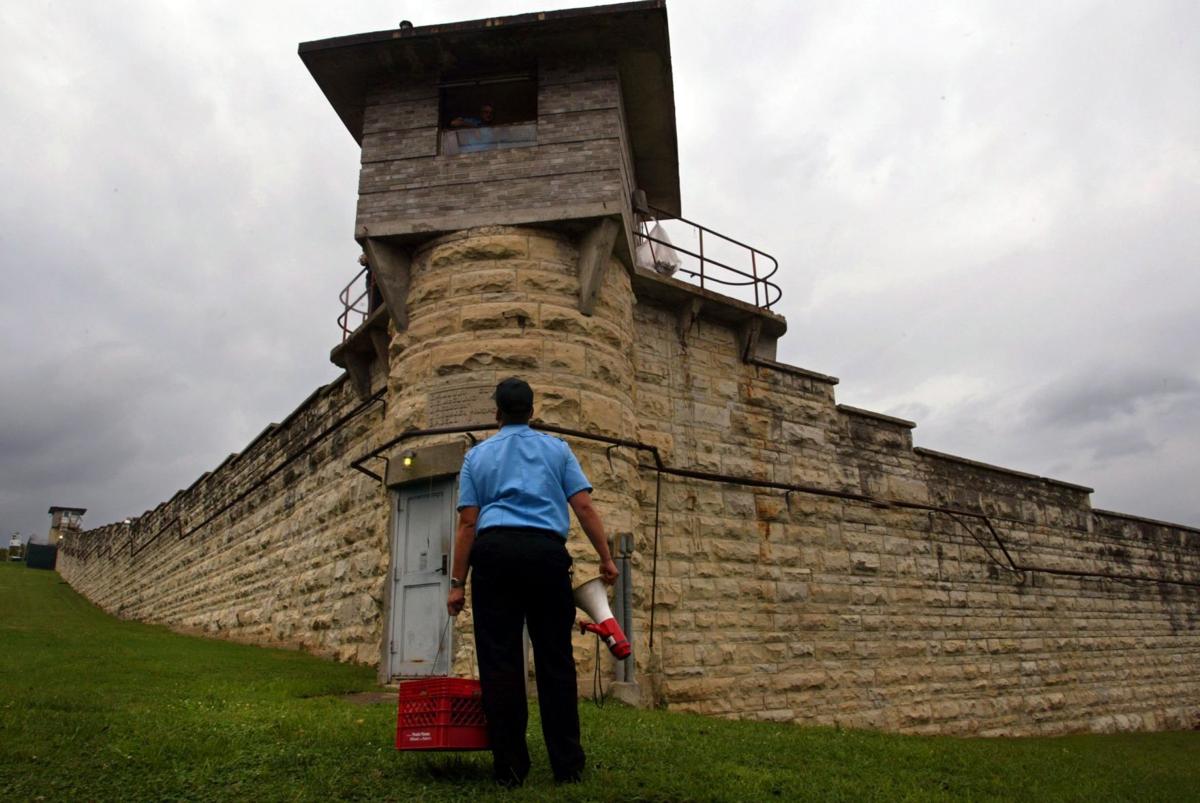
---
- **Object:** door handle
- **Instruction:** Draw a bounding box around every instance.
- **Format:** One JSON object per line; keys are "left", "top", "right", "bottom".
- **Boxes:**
{"left": 439, "top": 554, "right": 448, "bottom": 575}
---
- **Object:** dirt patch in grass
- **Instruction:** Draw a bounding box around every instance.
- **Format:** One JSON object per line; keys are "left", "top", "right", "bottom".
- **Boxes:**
{"left": 341, "top": 690, "right": 396, "bottom": 706}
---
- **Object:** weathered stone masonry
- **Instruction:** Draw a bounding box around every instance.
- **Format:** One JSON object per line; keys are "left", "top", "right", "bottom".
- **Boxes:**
{"left": 59, "top": 226, "right": 1200, "bottom": 736}
{"left": 628, "top": 297, "right": 1200, "bottom": 735}
{"left": 59, "top": 377, "right": 392, "bottom": 665}
{"left": 56, "top": 4, "right": 1200, "bottom": 737}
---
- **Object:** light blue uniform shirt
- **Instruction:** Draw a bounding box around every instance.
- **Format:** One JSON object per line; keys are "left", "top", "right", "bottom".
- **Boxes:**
{"left": 457, "top": 425, "right": 592, "bottom": 538}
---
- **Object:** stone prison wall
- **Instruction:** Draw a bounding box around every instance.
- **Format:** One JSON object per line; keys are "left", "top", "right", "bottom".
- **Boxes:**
{"left": 57, "top": 376, "right": 393, "bottom": 665}
{"left": 628, "top": 296, "right": 1200, "bottom": 735}
{"left": 57, "top": 225, "right": 1200, "bottom": 737}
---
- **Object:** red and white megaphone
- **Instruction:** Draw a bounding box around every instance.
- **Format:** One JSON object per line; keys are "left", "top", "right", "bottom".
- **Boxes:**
{"left": 573, "top": 576, "right": 631, "bottom": 659}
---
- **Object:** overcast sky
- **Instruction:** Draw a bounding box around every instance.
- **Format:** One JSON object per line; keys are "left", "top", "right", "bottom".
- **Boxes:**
{"left": 2, "top": 0, "right": 1198, "bottom": 542}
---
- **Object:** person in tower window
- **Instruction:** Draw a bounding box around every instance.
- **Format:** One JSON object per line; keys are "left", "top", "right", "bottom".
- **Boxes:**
{"left": 450, "top": 103, "right": 495, "bottom": 128}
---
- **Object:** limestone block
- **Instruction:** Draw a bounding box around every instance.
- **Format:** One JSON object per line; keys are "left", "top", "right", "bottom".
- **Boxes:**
{"left": 709, "top": 538, "right": 757, "bottom": 563}
{"left": 635, "top": 354, "right": 670, "bottom": 381}
{"left": 430, "top": 339, "right": 541, "bottom": 376}
{"left": 450, "top": 268, "right": 518, "bottom": 296}
{"left": 851, "top": 552, "right": 881, "bottom": 575}
{"left": 406, "top": 309, "right": 460, "bottom": 340}
{"left": 583, "top": 316, "right": 631, "bottom": 352}
{"left": 634, "top": 428, "right": 674, "bottom": 463}
{"left": 518, "top": 267, "right": 578, "bottom": 296}
{"left": 459, "top": 300, "right": 538, "bottom": 331}
{"left": 528, "top": 233, "right": 576, "bottom": 264}
{"left": 352, "top": 549, "right": 382, "bottom": 578}
{"left": 356, "top": 642, "right": 381, "bottom": 666}
{"left": 809, "top": 583, "right": 850, "bottom": 604}
{"left": 580, "top": 390, "right": 626, "bottom": 438}
{"left": 754, "top": 495, "right": 788, "bottom": 522}
{"left": 721, "top": 454, "right": 770, "bottom": 481}
{"left": 731, "top": 410, "right": 772, "bottom": 440}
{"left": 543, "top": 342, "right": 587, "bottom": 375}
{"left": 431, "top": 234, "right": 527, "bottom": 267}
{"left": 407, "top": 275, "right": 451, "bottom": 306}
{"left": 777, "top": 582, "right": 809, "bottom": 602}
{"left": 586, "top": 348, "right": 632, "bottom": 390}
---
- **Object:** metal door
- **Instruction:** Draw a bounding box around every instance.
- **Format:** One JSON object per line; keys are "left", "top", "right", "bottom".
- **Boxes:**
{"left": 389, "top": 478, "right": 456, "bottom": 678}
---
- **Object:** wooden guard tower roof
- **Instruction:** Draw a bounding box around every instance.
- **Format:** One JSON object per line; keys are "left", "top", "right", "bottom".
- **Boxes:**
{"left": 299, "top": 0, "right": 681, "bottom": 216}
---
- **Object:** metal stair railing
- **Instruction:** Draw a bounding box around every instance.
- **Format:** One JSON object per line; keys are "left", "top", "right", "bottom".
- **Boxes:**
{"left": 338, "top": 264, "right": 373, "bottom": 342}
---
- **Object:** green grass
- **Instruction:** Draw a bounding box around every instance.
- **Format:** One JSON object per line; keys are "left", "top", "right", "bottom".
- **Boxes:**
{"left": 1, "top": 562, "right": 1197, "bottom": 802}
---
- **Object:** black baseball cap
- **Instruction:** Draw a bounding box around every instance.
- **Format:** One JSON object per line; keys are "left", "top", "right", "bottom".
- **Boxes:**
{"left": 494, "top": 377, "right": 534, "bottom": 415}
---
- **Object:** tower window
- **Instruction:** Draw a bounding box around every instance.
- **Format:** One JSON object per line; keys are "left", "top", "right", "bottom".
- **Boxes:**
{"left": 440, "top": 74, "right": 537, "bottom": 155}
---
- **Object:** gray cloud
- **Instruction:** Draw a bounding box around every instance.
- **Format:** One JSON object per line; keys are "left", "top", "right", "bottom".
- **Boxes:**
{"left": 1027, "top": 370, "right": 1199, "bottom": 429}
{"left": 1, "top": 0, "right": 1198, "bottom": 542}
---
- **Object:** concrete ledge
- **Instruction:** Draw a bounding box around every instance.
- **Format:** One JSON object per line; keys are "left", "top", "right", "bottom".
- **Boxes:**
{"left": 837, "top": 404, "right": 915, "bottom": 429}
{"left": 219, "top": 450, "right": 245, "bottom": 472}
{"left": 183, "top": 470, "right": 212, "bottom": 496}
{"left": 1094, "top": 509, "right": 1200, "bottom": 536}
{"left": 330, "top": 308, "right": 389, "bottom": 370}
{"left": 355, "top": 202, "right": 624, "bottom": 243}
{"left": 915, "top": 447, "right": 1094, "bottom": 494}
{"left": 749, "top": 357, "right": 839, "bottom": 385}
{"left": 234, "top": 423, "right": 280, "bottom": 468}
{"left": 279, "top": 375, "right": 348, "bottom": 430}
{"left": 631, "top": 266, "right": 788, "bottom": 340}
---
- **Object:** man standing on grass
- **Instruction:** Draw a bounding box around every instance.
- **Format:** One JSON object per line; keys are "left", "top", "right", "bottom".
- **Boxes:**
{"left": 446, "top": 377, "right": 619, "bottom": 788}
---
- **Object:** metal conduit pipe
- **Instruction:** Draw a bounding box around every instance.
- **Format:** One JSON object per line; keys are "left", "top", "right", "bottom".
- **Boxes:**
{"left": 611, "top": 538, "right": 626, "bottom": 684}
{"left": 349, "top": 421, "right": 660, "bottom": 483}
{"left": 618, "top": 532, "right": 635, "bottom": 682}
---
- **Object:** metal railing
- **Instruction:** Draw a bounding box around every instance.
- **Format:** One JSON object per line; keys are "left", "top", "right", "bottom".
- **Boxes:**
{"left": 338, "top": 263, "right": 374, "bottom": 342}
{"left": 636, "top": 205, "right": 782, "bottom": 310}
{"left": 338, "top": 207, "right": 782, "bottom": 335}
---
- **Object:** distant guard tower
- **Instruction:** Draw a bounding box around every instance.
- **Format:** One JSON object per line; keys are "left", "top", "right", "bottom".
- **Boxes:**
{"left": 47, "top": 506, "right": 87, "bottom": 546}
{"left": 28, "top": 506, "right": 86, "bottom": 570}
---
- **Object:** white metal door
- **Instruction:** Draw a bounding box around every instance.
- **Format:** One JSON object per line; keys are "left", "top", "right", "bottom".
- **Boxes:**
{"left": 389, "top": 478, "right": 456, "bottom": 678}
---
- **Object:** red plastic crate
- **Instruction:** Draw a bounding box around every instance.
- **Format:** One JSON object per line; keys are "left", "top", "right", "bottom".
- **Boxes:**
{"left": 396, "top": 677, "right": 490, "bottom": 751}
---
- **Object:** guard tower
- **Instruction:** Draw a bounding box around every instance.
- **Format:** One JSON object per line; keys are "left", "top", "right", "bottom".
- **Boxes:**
{"left": 47, "top": 506, "right": 86, "bottom": 546}
{"left": 27, "top": 506, "right": 85, "bottom": 570}
{"left": 303, "top": 1, "right": 683, "bottom": 395}
{"left": 301, "top": 2, "right": 785, "bottom": 685}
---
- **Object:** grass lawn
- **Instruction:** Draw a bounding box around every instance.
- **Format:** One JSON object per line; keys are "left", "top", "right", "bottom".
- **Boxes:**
{"left": 1, "top": 563, "right": 1197, "bottom": 801}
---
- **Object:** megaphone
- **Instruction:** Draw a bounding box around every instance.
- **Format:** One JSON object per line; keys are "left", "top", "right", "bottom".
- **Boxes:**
{"left": 573, "top": 576, "right": 631, "bottom": 659}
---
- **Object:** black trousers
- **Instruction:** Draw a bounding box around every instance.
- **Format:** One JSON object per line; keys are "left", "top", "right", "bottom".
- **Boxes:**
{"left": 470, "top": 528, "right": 584, "bottom": 784}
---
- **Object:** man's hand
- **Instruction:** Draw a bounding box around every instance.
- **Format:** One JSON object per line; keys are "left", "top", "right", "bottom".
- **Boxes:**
{"left": 447, "top": 587, "right": 466, "bottom": 617}
{"left": 446, "top": 507, "right": 477, "bottom": 618}
{"left": 599, "top": 557, "right": 619, "bottom": 586}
